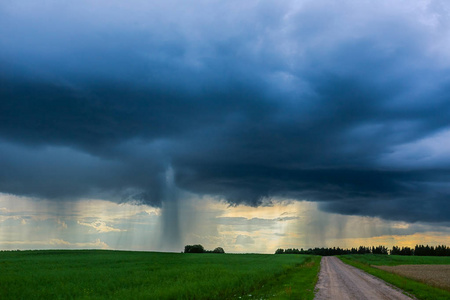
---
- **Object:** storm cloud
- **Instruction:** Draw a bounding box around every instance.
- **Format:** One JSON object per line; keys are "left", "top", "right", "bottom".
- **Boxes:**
{"left": 1, "top": 0, "right": 450, "bottom": 222}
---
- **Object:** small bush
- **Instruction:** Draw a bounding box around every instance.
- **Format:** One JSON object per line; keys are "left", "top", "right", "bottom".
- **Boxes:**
{"left": 213, "top": 247, "right": 225, "bottom": 254}
{"left": 184, "top": 245, "right": 226, "bottom": 253}
{"left": 184, "top": 244, "right": 204, "bottom": 253}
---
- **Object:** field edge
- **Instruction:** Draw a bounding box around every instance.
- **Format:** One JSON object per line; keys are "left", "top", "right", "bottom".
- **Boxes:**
{"left": 338, "top": 255, "right": 450, "bottom": 300}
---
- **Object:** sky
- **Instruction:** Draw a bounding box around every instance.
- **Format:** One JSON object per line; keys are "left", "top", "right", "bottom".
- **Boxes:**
{"left": 1, "top": 0, "right": 450, "bottom": 253}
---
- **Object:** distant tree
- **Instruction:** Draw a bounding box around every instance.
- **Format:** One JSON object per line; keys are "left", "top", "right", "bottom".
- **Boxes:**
{"left": 401, "top": 247, "right": 414, "bottom": 255}
{"left": 391, "top": 246, "right": 399, "bottom": 255}
{"left": 213, "top": 247, "right": 225, "bottom": 253}
{"left": 414, "top": 244, "right": 450, "bottom": 256}
{"left": 275, "top": 248, "right": 284, "bottom": 254}
{"left": 184, "top": 244, "right": 205, "bottom": 253}
{"left": 391, "top": 246, "right": 413, "bottom": 256}
{"left": 372, "top": 245, "right": 388, "bottom": 255}
{"left": 284, "top": 248, "right": 300, "bottom": 254}
{"left": 357, "top": 246, "right": 371, "bottom": 254}
{"left": 273, "top": 244, "right": 449, "bottom": 256}
{"left": 435, "top": 245, "right": 449, "bottom": 256}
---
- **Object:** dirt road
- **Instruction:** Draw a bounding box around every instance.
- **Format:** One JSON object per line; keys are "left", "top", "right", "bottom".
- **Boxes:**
{"left": 314, "top": 257, "right": 413, "bottom": 300}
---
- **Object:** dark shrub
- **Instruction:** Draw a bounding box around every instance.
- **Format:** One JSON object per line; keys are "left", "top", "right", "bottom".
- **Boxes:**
{"left": 275, "top": 248, "right": 284, "bottom": 254}
{"left": 213, "top": 247, "right": 225, "bottom": 253}
{"left": 184, "top": 244, "right": 205, "bottom": 253}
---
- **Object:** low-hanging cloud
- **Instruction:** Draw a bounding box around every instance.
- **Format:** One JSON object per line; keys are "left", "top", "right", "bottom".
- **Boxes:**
{"left": 1, "top": 0, "right": 450, "bottom": 222}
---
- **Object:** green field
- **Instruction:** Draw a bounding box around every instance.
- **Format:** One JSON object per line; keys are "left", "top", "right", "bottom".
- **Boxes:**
{"left": 340, "top": 254, "right": 450, "bottom": 266}
{"left": 339, "top": 254, "right": 450, "bottom": 300}
{"left": 0, "top": 250, "right": 320, "bottom": 300}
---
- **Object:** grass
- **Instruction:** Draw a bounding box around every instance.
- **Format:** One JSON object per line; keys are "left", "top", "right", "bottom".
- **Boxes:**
{"left": 339, "top": 254, "right": 450, "bottom": 300}
{"left": 246, "top": 257, "right": 321, "bottom": 299}
{"left": 339, "top": 254, "right": 450, "bottom": 266}
{"left": 0, "top": 250, "right": 320, "bottom": 300}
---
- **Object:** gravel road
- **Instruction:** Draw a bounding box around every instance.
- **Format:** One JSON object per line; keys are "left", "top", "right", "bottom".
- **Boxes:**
{"left": 314, "top": 256, "right": 414, "bottom": 300}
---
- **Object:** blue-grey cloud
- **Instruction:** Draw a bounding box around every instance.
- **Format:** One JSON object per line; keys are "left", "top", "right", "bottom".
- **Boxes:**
{"left": 235, "top": 235, "right": 255, "bottom": 245}
{"left": 1, "top": 0, "right": 450, "bottom": 222}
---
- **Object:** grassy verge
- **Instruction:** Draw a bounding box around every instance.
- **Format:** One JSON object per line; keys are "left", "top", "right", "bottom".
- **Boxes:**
{"left": 0, "top": 250, "right": 320, "bottom": 299}
{"left": 338, "top": 255, "right": 450, "bottom": 300}
{"left": 248, "top": 256, "right": 321, "bottom": 300}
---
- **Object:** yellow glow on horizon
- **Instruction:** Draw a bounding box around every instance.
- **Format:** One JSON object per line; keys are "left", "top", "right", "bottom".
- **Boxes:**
{"left": 1, "top": 193, "right": 449, "bottom": 253}
{"left": 324, "top": 232, "right": 450, "bottom": 249}
{"left": 216, "top": 199, "right": 308, "bottom": 219}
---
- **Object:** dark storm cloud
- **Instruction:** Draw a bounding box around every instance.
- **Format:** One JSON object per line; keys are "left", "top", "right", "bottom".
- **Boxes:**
{"left": 1, "top": 0, "right": 450, "bottom": 221}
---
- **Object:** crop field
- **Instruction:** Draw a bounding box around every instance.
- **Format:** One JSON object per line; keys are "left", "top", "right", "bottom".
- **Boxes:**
{"left": 374, "top": 265, "right": 450, "bottom": 291}
{"left": 0, "top": 250, "right": 320, "bottom": 300}
{"left": 339, "top": 254, "right": 450, "bottom": 300}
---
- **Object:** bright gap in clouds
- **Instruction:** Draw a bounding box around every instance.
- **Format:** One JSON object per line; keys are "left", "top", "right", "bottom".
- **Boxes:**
{"left": 1, "top": 193, "right": 448, "bottom": 253}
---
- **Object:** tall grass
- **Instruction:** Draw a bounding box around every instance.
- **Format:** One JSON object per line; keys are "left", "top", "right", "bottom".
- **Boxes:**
{"left": 0, "top": 250, "right": 319, "bottom": 299}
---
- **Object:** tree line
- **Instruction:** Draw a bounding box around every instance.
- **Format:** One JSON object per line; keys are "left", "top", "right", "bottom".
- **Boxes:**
{"left": 275, "top": 245, "right": 450, "bottom": 256}
{"left": 184, "top": 244, "right": 225, "bottom": 254}
{"left": 402, "top": 245, "right": 450, "bottom": 256}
